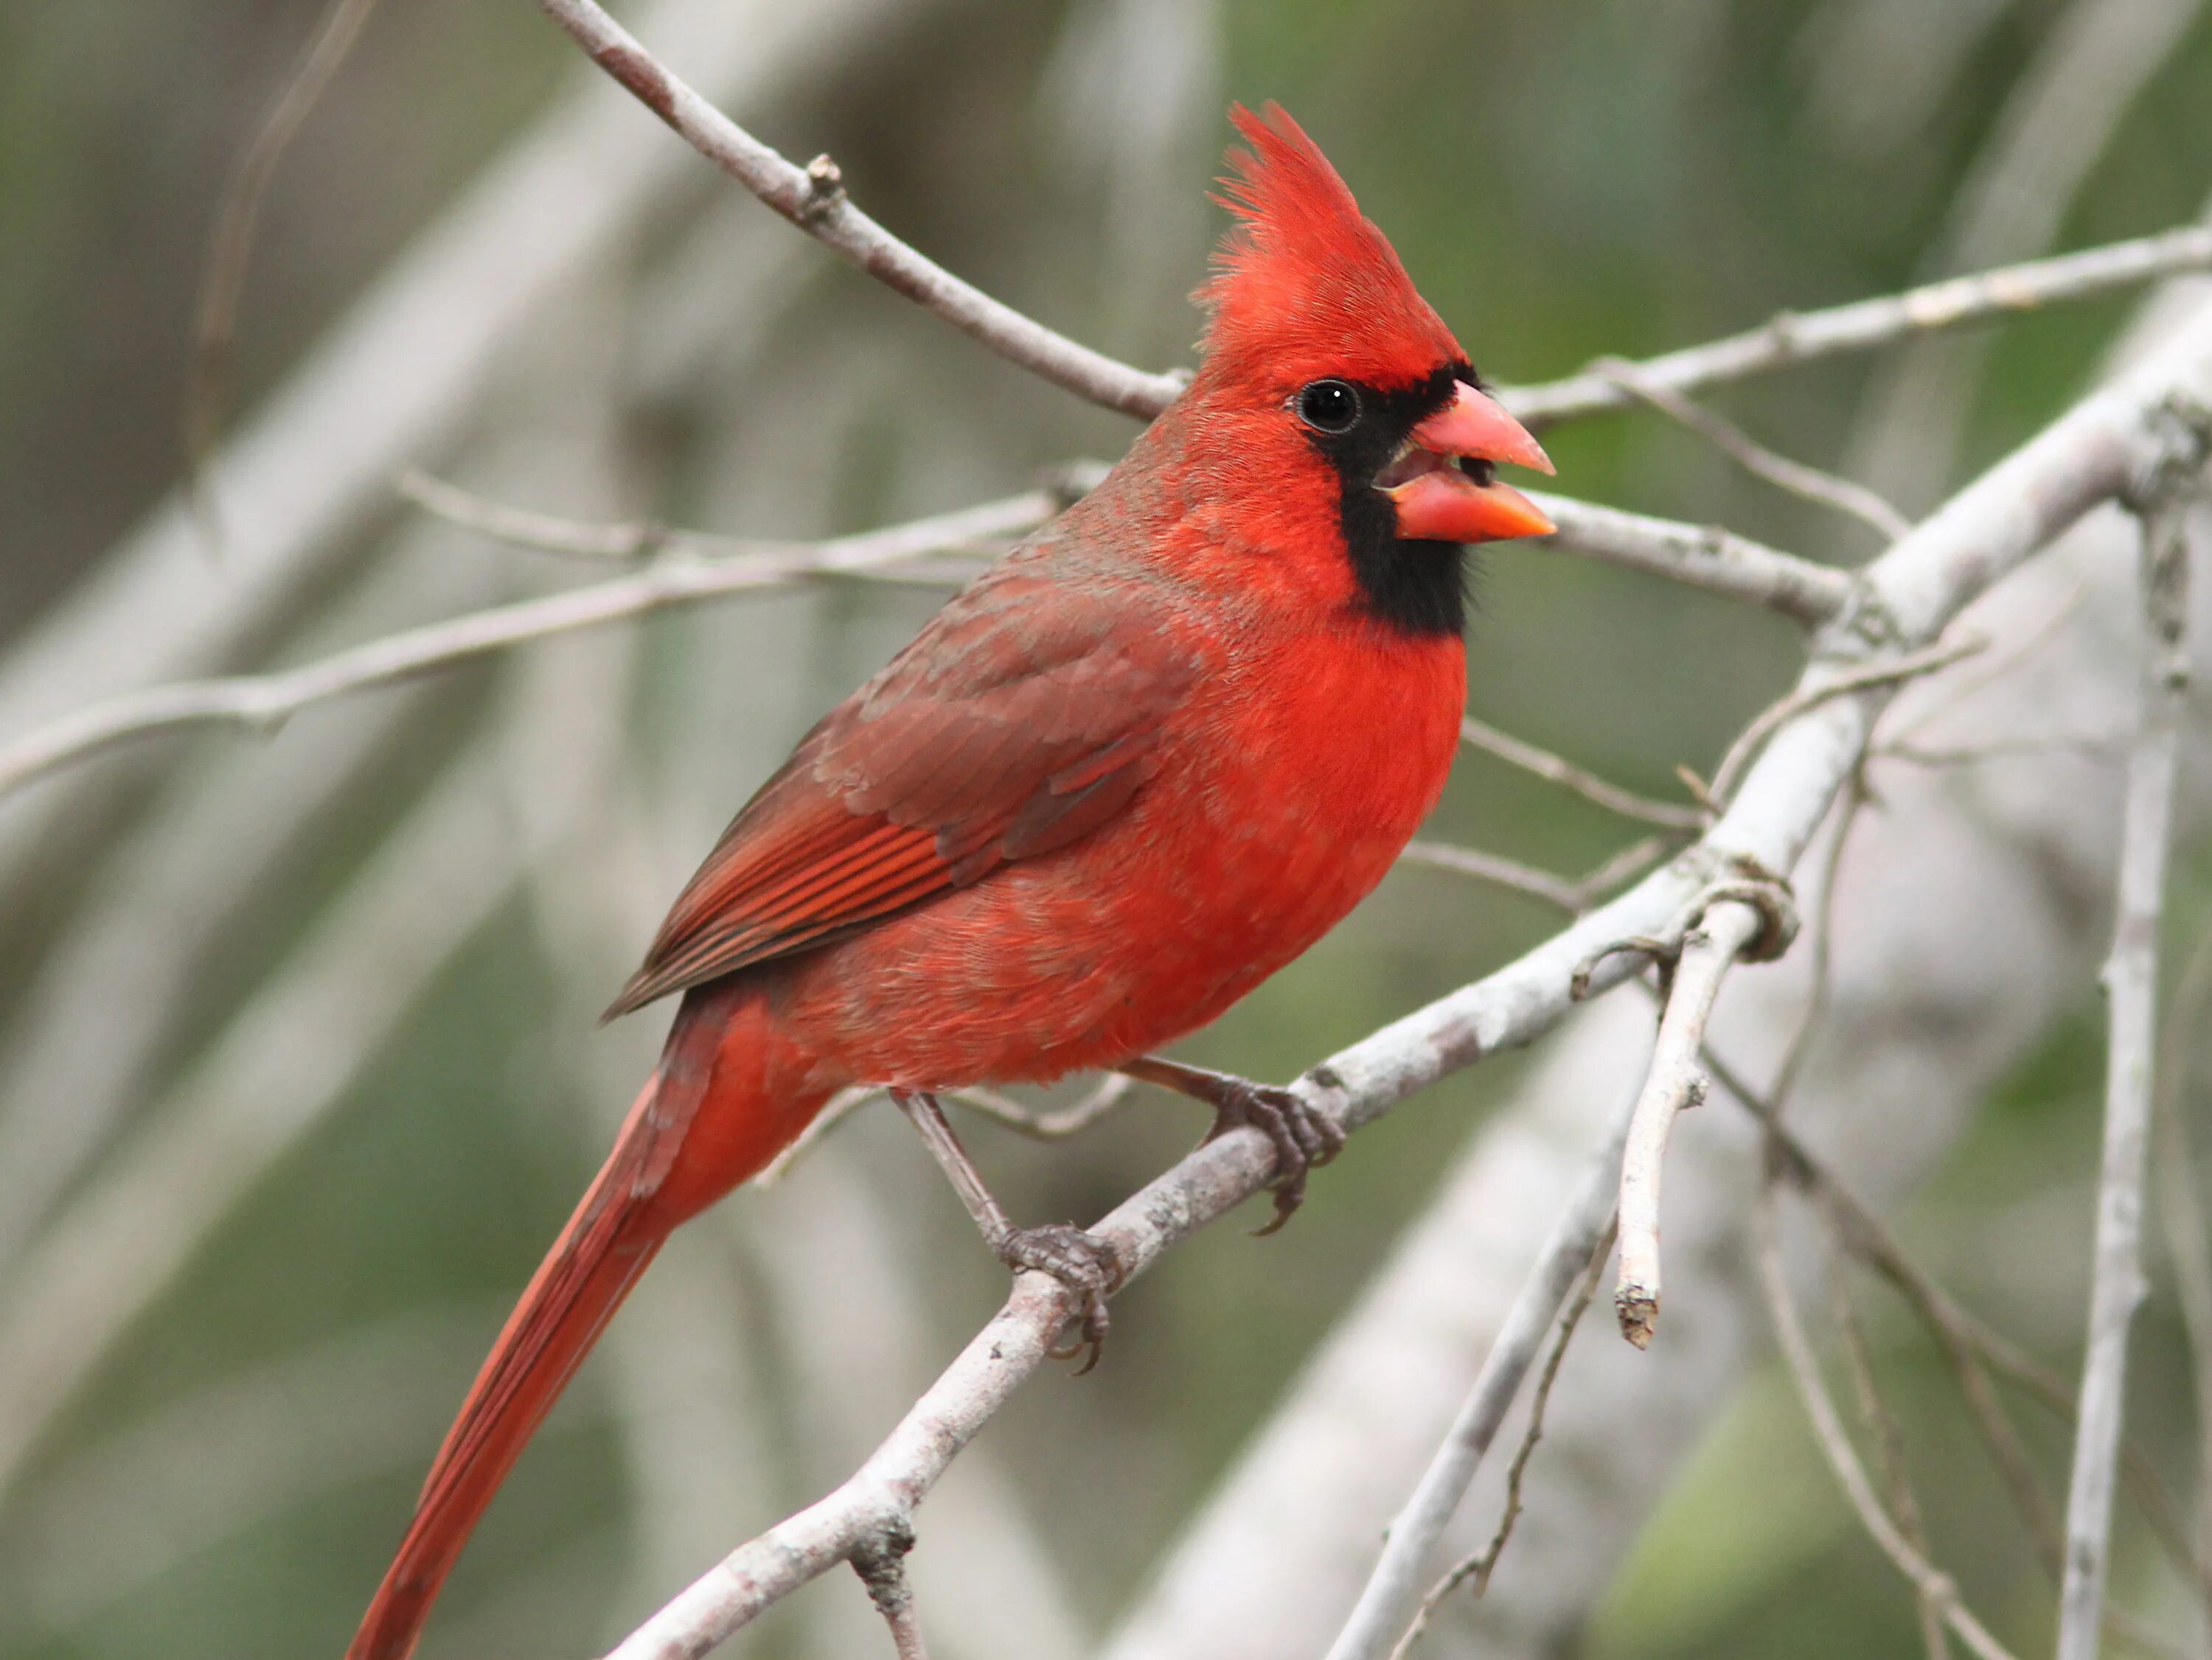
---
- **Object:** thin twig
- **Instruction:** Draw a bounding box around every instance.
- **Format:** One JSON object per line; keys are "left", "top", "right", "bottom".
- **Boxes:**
{"left": 755, "top": 1076, "right": 1136, "bottom": 1187}
{"left": 532, "top": 0, "right": 1183, "bottom": 419}
{"left": 1458, "top": 716, "right": 1706, "bottom": 831}
{"left": 1593, "top": 357, "right": 1914, "bottom": 542}
{"left": 1753, "top": 1177, "right": 2023, "bottom": 1660}
{"left": 2056, "top": 493, "right": 2192, "bottom": 1660}
{"left": 1321, "top": 1102, "right": 1635, "bottom": 1660}
{"left": 1397, "top": 842, "right": 1587, "bottom": 915}
{"left": 1708, "top": 635, "right": 1989, "bottom": 806}
{"left": 1503, "top": 223, "right": 2212, "bottom": 426}
{"left": 185, "top": 0, "right": 385, "bottom": 553}
{"left": 1615, "top": 894, "right": 1775, "bottom": 1345}
{"left": 1832, "top": 1272, "right": 1952, "bottom": 1660}
{"left": 1718, "top": 1053, "right": 2211, "bottom": 1616}
{"left": 1387, "top": 1221, "right": 1617, "bottom": 1660}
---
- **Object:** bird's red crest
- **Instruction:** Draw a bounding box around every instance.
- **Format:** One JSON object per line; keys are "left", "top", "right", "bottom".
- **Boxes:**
{"left": 1197, "top": 103, "right": 1466, "bottom": 390}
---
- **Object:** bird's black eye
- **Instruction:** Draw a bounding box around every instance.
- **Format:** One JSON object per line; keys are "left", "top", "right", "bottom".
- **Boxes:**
{"left": 1295, "top": 379, "right": 1360, "bottom": 434}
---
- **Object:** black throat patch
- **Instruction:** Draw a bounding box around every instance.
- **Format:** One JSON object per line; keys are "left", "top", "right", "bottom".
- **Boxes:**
{"left": 1301, "top": 362, "right": 1472, "bottom": 638}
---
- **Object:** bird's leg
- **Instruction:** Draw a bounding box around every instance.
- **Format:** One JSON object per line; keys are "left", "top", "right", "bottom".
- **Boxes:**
{"left": 1117, "top": 1056, "right": 1346, "bottom": 1234}
{"left": 889, "top": 1088, "right": 1123, "bottom": 1371}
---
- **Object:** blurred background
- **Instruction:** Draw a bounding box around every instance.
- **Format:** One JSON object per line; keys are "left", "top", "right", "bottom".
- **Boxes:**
{"left": 2, "top": 1, "right": 2211, "bottom": 1657}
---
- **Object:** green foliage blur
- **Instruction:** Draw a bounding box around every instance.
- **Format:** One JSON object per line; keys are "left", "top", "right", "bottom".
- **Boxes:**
{"left": 1, "top": 1, "right": 2210, "bottom": 1657}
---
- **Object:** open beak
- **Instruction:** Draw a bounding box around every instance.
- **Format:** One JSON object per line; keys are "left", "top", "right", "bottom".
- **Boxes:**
{"left": 1380, "top": 381, "right": 1556, "bottom": 544}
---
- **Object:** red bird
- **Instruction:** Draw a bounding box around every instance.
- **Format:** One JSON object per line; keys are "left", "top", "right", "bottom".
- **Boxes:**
{"left": 348, "top": 102, "right": 1554, "bottom": 1660}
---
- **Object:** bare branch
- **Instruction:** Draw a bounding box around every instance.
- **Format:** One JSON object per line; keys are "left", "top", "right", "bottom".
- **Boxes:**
{"left": 0, "top": 489, "right": 1057, "bottom": 806}
{"left": 1321, "top": 1102, "right": 1633, "bottom": 1660}
{"left": 1385, "top": 1222, "right": 1616, "bottom": 1660}
{"left": 532, "top": 0, "right": 1183, "bottom": 419}
{"left": 601, "top": 291, "right": 2212, "bottom": 1660}
{"left": 1400, "top": 836, "right": 1674, "bottom": 918}
{"left": 186, "top": 0, "right": 385, "bottom": 548}
{"left": 1832, "top": 1274, "right": 1952, "bottom": 1660}
{"left": 1708, "top": 635, "right": 1989, "bottom": 805}
{"left": 1614, "top": 885, "right": 1787, "bottom": 1346}
{"left": 1397, "top": 842, "right": 1588, "bottom": 915}
{"left": 2056, "top": 492, "right": 2193, "bottom": 1660}
{"left": 1457, "top": 716, "right": 1705, "bottom": 831}
{"left": 1503, "top": 223, "right": 2212, "bottom": 426}
{"left": 1530, "top": 492, "right": 1857, "bottom": 626}
{"left": 1753, "top": 1179, "right": 2023, "bottom": 1660}
{"left": 1593, "top": 356, "right": 1915, "bottom": 542}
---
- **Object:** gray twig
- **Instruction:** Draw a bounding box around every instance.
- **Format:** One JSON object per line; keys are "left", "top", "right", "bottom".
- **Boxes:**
{"left": 1458, "top": 716, "right": 1706, "bottom": 831}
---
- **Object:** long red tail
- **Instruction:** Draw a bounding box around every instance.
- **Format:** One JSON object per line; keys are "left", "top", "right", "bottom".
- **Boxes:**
{"left": 349, "top": 990, "right": 827, "bottom": 1660}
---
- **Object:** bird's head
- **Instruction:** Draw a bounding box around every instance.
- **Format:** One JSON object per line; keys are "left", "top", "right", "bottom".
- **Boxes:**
{"left": 1180, "top": 103, "right": 1554, "bottom": 634}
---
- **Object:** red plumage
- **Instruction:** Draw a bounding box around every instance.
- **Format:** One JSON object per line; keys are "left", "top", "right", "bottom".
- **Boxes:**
{"left": 347, "top": 102, "right": 1553, "bottom": 1660}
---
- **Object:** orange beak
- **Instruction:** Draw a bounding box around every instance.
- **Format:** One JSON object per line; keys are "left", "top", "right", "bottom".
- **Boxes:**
{"left": 1382, "top": 381, "right": 1556, "bottom": 544}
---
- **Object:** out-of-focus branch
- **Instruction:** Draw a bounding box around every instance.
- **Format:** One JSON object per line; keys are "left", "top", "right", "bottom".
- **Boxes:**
{"left": 185, "top": 0, "right": 385, "bottom": 545}
{"left": 2152, "top": 910, "right": 2212, "bottom": 1616}
{"left": 532, "top": 0, "right": 1184, "bottom": 419}
{"left": 1503, "top": 223, "right": 2212, "bottom": 426}
{"left": 2056, "top": 493, "right": 2194, "bottom": 1660}
{"left": 0, "top": 0, "right": 897, "bottom": 893}
{"left": 1592, "top": 356, "right": 1914, "bottom": 542}
{"left": 1457, "top": 716, "right": 1706, "bottom": 831}
{"left": 0, "top": 489, "right": 1058, "bottom": 805}
{"left": 1321, "top": 1111, "right": 1629, "bottom": 1660}
{"left": 1753, "top": 1180, "right": 2023, "bottom": 1660}
{"left": 1386, "top": 1223, "right": 1615, "bottom": 1660}
{"left": 1830, "top": 1276, "right": 1952, "bottom": 1660}
{"left": 602, "top": 287, "right": 2212, "bottom": 1660}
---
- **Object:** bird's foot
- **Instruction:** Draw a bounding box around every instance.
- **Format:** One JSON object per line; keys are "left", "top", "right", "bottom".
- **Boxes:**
{"left": 1206, "top": 1078, "right": 1346, "bottom": 1234}
{"left": 999, "top": 1224, "right": 1125, "bottom": 1374}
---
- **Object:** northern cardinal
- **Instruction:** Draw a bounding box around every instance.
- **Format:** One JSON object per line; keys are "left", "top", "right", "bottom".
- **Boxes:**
{"left": 348, "top": 102, "right": 1554, "bottom": 1660}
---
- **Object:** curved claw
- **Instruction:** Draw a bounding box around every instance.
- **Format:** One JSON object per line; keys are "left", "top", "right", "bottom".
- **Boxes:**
{"left": 1197, "top": 1081, "right": 1346, "bottom": 1235}
{"left": 1001, "top": 1224, "right": 1124, "bottom": 1373}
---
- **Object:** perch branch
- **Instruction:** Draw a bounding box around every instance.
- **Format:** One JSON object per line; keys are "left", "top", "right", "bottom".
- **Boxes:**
{"left": 601, "top": 298, "right": 2212, "bottom": 1660}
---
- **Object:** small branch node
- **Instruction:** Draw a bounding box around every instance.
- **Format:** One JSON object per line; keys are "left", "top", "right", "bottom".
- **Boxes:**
{"left": 800, "top": 151, "right": 847, "bottom": 223}
{"left": 851, "top": 1518, "right": 928, "bottom": 1660}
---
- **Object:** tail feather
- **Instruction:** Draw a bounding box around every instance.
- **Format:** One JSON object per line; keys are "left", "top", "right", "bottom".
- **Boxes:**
{"left": 347, "top": 1085, "right": 668, "bottom": 1660}
{"left": 347, "top": 983, "right": 831, "bottom": 1660}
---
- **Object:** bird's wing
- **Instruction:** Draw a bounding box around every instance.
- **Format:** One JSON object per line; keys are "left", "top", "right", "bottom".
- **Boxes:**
{"left": 605, "top": 567, "right": 1197, "bottom": 1017}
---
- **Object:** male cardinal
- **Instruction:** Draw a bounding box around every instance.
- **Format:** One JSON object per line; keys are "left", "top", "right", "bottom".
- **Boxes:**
{"left": 348, "top": 102, "right": 1554, "bottom": 1659}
